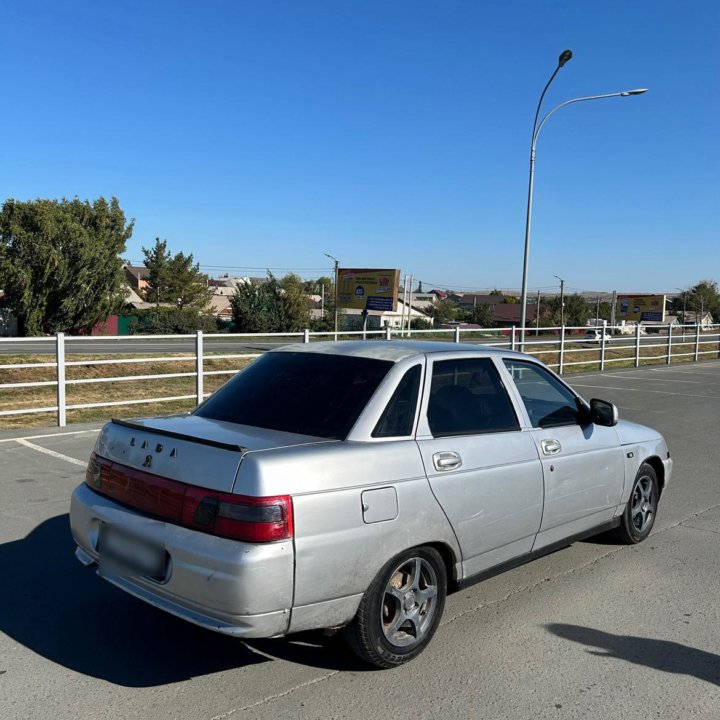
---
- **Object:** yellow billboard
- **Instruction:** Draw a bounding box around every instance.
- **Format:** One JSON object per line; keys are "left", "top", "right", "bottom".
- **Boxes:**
{"left": 616, "top": 294, "right": 666, "bottom": 322}
{"left": 337, "top": 268, "right": 400, "bottom": 312}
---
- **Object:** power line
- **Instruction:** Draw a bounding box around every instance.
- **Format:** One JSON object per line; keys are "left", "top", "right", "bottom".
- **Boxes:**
{"left": 127, "top": 260, "right": 332, "bottom": 274}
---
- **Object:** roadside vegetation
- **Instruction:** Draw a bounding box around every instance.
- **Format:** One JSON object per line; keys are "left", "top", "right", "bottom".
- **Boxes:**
{"left": 0, "top": 353, "right": 253, "bottom": 430}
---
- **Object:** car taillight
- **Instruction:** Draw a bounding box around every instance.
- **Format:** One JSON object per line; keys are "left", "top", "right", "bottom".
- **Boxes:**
{"left": 85, "top": 454, "right": 293, "bottom": 543}
{"left": 86, "top": 452, "right": 108, "bottom": 489}
{"left": 182, "top": 487, "right": 293, "bottom": 542}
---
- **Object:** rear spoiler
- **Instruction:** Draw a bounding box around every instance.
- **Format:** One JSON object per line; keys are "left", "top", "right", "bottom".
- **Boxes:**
{"left": 111, "top": 418, "right": 248, "bottom": 453}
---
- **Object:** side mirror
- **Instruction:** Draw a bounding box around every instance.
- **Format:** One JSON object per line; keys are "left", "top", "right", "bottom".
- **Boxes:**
{"left": 574, "top": 396, "right": 592, "bottom": 425}
{"left": 590, "top": 398, "right": 618, "bottom": 427}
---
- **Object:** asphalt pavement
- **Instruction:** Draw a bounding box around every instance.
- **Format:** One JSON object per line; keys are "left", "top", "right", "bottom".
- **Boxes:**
{"left": 1, "top": 361, "right": 719, "bottom": 720}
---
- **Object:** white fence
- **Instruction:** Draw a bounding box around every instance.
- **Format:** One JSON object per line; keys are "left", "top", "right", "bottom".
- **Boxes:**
{"left": 1, "top": 322, "right": 718, "bottom": 427}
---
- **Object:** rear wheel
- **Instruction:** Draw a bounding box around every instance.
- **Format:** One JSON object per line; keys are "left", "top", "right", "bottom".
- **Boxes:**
{"left": 343, "top": 546, "right": 447, "bottom": 668}
{"left": 613, "top": 463, "right": 659, "bottom": 544}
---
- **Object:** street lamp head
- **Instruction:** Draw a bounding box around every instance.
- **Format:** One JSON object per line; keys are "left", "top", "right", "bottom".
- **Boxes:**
{"left": 620, "top": 88, "right": 648, "bottom": 96}
{"left": 558, "top": 49, "right": 573, "bottom": 67}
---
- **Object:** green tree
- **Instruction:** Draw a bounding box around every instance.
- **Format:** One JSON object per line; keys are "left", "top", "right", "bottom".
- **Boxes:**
{"left": 686, "top": 280, "right": 720, "bottom": 321}
{"left": 142, "top": 238, "right": 213, "bottom": 311}
{"left": 142, "top": 238, "right": 171, "bottom": 308}
{"left": 167, "top": 251, "right": 213, "bottom": 310}
{"left": 277, "top": 273, "right": 311, "bottom": 331}
{"left": 0, "top": 196, "right": 133, "bottom": 335}
{"left": 230, "top": 272, "right": 311, "bottom": 332}
{"left": 468, "top": 303, "right": 495, "bottom": 327}
{"left": 427, "top": 298, "right": 457, "bottom": 324}
{"left": 459, "top": 303, "right": 495, "bottom": 326}
{"left": 541, "top": 293, "right": 592, "bottom": 327}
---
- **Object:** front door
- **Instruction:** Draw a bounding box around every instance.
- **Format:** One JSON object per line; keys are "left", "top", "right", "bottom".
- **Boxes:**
{"left": 501, "top": 358, "right": 625, "bottom": 551}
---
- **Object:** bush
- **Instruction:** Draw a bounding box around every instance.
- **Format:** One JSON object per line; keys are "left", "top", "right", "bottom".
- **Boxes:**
{"left": 127, "top": 308, "right": 221, "bottom": 335}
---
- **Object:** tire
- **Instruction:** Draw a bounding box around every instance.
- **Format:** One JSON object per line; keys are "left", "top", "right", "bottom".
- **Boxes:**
{"left": 613, "top": 463, "right": 659, "bottom": 544}
{"left": 343, "top": 546, "right": 447, "bottom": 668}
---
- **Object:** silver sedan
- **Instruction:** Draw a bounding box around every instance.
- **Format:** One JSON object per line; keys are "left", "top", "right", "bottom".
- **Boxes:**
{"left": 70, "top": 341, "right": 672, "bottom": 667}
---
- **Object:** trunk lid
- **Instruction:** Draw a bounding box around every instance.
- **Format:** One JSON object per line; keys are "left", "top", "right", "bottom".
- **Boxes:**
{"left": 94, "top": 415, "right": 327, "bottom": 492}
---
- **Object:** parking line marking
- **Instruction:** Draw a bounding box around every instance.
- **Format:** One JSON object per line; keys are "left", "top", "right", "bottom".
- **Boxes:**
{"left": 570, "top": 383, "right": 720, "bottom": 399}
{"left": 15, "top": 438, "right": 87, "bottom": 467}
{"left": 648, "top": 367, "right": 720, "bottom": 378}
{"left": 0, "top": 429, "right": 100, "bottom": 444}
{"left": 592, "top": 372, "right": 720, "bottom": 387}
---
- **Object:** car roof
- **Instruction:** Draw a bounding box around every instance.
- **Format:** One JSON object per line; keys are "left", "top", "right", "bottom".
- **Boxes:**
{"left": 272, "top": 340, "right": 528, "bottom": 363}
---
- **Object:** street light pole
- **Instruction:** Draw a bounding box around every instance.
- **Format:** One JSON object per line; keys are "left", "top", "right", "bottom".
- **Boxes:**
{"left": 324, "top": 253, "right": 340, "bottom": 336}
{"left": 518, "top": 48, "right": 648, "bottom": 349}
{"left": 519, "top": 49, "right": 572, "bottom": 349}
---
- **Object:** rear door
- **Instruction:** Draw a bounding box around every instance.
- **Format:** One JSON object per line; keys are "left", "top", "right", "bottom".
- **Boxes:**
{"left": 501, "top": 358, "right": 625, "bottom": 551}
{"left": 416, "top": 355, "right": 544, "bottom": 578}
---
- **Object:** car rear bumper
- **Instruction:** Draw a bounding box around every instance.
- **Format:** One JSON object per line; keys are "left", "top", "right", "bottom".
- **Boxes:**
{"left": 70, "top": 483, "right": 294, "bottom": 638}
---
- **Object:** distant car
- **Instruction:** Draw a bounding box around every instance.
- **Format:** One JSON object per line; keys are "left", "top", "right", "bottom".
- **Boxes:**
{"left": 70, "top": 341, "right": 671, "bottom": 668}
{"left": 585, "top": 328, "right": 612, "bottom": 343}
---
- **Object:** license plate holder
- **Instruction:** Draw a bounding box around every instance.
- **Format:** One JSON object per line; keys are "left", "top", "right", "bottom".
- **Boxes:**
{"left": 98, "top": 524, "right": 166, "bottom": 579}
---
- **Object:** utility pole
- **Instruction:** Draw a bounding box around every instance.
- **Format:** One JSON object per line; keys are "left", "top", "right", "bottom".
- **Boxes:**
{"left": 554, "top": 275, "right": 565, "bottom": 328}
{"left": 400, "top": 275, "right": 408, "bottom": 334}
{"left": 611, "top": 290, "right": 617, "bottom": 332}
{"left": 324, "top": 253, "right": 340, "bottom": 336}
{"left": 596, "top": 295, "right": 600, "bottom": 327}
{"left": 406, "top": 275, "right": 414, "bottom": 334}
{"left": 536, "top": 290, "right": 541, "bottom": 335}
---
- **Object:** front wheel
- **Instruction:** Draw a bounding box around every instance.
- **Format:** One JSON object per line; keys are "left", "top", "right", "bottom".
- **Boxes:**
{"left": 343, "top": 546, "right": 447, "bottom": 668}
{"left": 613, "top": 463, "right": 659, "bottom": 544}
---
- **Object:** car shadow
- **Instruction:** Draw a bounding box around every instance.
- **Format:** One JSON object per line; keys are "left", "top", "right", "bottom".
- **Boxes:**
{"left": 546, "top": 623, "right": 720, "bottom": 686}
{"left": 0, "top": 514, "right": 372, "bottom": 686}
{"left": 0, "top": 514, "right": 269, "bottom": 686}
{"left": 246, "top": 632, "right": 374, "bottom": 673}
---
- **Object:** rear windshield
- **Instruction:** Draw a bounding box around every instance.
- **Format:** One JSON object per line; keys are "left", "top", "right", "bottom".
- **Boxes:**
{"left": 195, "top": 351, "right": 393, "bottom": 439}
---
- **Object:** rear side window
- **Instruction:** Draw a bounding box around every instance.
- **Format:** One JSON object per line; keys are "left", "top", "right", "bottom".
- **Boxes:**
{"left": 427, "top": 358, "right": 519, "bottom": 437}
{"left": 503, "top": 359, "right": 578, "bottom": 428}
{"left": 195, "top": 352, "right": 393, "bottom": 440}
{"left": 373, "top": 365, "right": 421, "bottom": 438}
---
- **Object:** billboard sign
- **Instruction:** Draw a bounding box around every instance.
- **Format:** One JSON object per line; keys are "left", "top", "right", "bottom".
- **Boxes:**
{"left": 616, "top": 294, "right": 666, "bottom": 322}
{"left": 337, "top": 268, "right": 400, "bottom": 312}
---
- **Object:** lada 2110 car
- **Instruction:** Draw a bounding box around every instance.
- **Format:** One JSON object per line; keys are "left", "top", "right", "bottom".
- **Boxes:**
{"left": 70, "top": 341, "right": 672, "bottom": 668}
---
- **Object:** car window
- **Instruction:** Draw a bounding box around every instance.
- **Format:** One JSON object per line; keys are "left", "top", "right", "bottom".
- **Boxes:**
{"left": 372, "top": 365, "right": 421, "bottom": 438}
{"left": 427, "top": 358, "right": 519, "bottom": 437}
{"left": 195, "top": 352, "right": 393, "bottom": 440}
{"left": 503, "top": 359, "right": 578, "bottom": 428}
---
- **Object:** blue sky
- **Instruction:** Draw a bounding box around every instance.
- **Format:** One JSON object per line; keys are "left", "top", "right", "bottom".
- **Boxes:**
{"left": 2, "top": 0, "right": 718, "bottom": 293}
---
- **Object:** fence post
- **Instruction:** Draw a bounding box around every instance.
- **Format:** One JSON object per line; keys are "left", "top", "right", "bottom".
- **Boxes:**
{"left": 559, "top": 325, "right": 565, "bottom": 374}
{"left": 195, "top": 330, "right": 204, "bottom": 405}
{"left": 666, "top": 323, "right": 673, "bottom": 365}
{"left": 303, "top": 328, "right": 310, "bottom": 343}
{"left": 634, "top": 323, "right": 641, "bottom": 367}
{"left": 510, "top": 327, "right": 516, "bottom": 351}
{"left": 600, "top": 320, "right": 607, "bottom": 372}
{"left": 385, "top": 326, "right": 391, "bottom": 341}
{"left": 454, "top": 326, "right": 461, "bottom": 344}
{"left": 694, "top": 323, "right": 700, "bottom": 361}
{"left": 56, "top": 333, "right": 66, "bottom": 427}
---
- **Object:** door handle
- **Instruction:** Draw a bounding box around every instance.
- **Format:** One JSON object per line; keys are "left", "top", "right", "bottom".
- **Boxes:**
{"left": 541, "top": 439, "right": 562, "bottom": 456}
{"left": 433, "top": 451, "right": 462, "bottom": 472}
